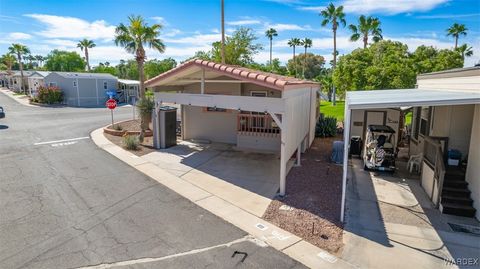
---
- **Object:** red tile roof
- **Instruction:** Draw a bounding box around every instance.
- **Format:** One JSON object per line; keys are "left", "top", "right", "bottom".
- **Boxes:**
{"left": 145, "top": 59, "right": 319, "bottom": 90}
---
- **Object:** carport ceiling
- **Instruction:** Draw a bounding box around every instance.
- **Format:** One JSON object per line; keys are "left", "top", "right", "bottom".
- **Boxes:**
{"left": 346, "top": 88, "right": 480, "bottom": 109}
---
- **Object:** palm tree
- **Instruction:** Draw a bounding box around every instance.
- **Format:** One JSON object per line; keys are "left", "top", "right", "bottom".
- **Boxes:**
{"left": 349, "top": 15, "right": 382, "bottom": 49}
{"left": 447, "top": 23, "right": 468, "bottom": 49}
{"left": 1, "top": 53, "right": 16, "bottom": 73}
{"left": 8, "top": 43, "right": 30, "bottom": 94}
{"left": 26, "top": 54, "right": 35, "bottom": 68}
{"left": 320, "top": 3, "right": 346, "bottom": 105}
{"left": 288, "top": 38, "right": 301, "bottom": 77}
{"left": 115, "top": 15, "right": 165, "bottom": 141}
{"left": 265, "top": 28, "right": 278, "bottom": 70}
{"left": 35, "top": 55, "right": 44, "bottom": 68}
{"left": 221, "top": 0, "right": 225, "bottom": 64}
{"left": 456, "top": 44, "right": 474, "bottom": 60}
{"left": 300, "top": 38, "right": 312, "bottom": 79}
{"left": 77, "top": 39, "right": 96, "bottom": 71}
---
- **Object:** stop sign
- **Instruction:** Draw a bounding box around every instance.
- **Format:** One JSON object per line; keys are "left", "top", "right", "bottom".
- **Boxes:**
{"left": 106, "top": 98, "right": 117, "bottom": 109}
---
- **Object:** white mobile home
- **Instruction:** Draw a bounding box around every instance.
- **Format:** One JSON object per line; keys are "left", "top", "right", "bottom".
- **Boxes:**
{"left": 27, "top": 71, "right": 51, "bottom": 96}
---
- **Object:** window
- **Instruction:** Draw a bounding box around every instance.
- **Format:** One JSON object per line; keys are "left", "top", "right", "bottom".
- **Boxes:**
{"left": 250, "top": 91, "right": 267, "bottom": 97}
{"left": 103, "top": 81, "right": 108, "bottom": 90}
{"left": 48, "top": 82, "right": 57, "bottom": 87}
{"left": 206, "top": 107, "right": 227, "bottom": 112}
{"left": 412, "top": 106, "right": 432, "bottom": 140}
{"left": 73, "top": 80, "right": 77, "bottom": 87}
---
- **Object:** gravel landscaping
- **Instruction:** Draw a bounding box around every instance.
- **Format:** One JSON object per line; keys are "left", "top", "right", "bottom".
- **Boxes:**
{"left": 262, "top": 136, "right": 344, "bottom": 255}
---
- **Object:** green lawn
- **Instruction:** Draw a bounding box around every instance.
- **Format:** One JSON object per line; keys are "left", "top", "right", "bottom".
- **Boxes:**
{"left": 405, "top": 111, "right": 412, "bottom": 125}
{"left": 320, "top": 101, "right": 345, "bottom": 121}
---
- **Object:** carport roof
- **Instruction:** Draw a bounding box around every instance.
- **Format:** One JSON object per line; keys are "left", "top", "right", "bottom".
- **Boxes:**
{"left": 346, "top": 88, "right": 480, "bottom": 110}
{"left": 145, "top": 59, "right": 319, "bottom": 90}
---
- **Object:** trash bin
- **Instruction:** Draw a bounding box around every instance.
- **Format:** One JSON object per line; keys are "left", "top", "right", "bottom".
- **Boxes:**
{"left": 349, "top": 136, "right": 362, "bottom": 157}
{"left": 447, "top": 149, "right": 461, "bottom": 166}
{"left": 153, "top": 106, "right": 178, "bottom": 149}
{"left": 331, "top": 141, "right": 344, "bottom": 164}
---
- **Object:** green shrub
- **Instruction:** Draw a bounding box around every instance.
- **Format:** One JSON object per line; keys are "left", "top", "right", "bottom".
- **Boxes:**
{"left": 136, "top": 95, "right": 155, "bottom": 118}
{"left": 37, "top": 86, "right": 63, "bottom": 104}
{"left": 113, "top": 124, "right": 122, "bottom": 131}
{"left": 316, "top": 114, "right": 337, "bottom": 137}
{"left": 123, "top": 135, "right": 139, "bottom": 150}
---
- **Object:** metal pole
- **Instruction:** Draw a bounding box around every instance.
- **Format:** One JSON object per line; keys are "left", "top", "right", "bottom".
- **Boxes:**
{"left": 132, "top": 96, "right": 136, "bottom": 120}
{"left": 111, "top": 109, "right": 114, "bottom": 127}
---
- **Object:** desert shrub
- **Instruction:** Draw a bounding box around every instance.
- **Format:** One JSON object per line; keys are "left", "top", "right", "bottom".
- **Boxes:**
{"left": 136, "top": 95, "right": 155, "bottom": 118}
{"left": 37, "top": 86, "right": 63, "bottom": 104}
{"left": 123, "top": 135, "right": 139, "bottom": 150}
{"left": 113, "top": 124, "right": 122, "bottom": 131}
{"left": 316, "top": 114, "right": 337, "bottom": 137}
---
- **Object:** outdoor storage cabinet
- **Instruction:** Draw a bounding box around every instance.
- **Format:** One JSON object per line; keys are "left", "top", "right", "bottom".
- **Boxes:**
{"left": 153, "top": 106, "right": 177, "bottom": 149}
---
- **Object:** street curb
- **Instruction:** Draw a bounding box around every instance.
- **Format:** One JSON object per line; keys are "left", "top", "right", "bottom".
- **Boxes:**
{"left": 90, "top": 126, "right": 357, "bottom": 269}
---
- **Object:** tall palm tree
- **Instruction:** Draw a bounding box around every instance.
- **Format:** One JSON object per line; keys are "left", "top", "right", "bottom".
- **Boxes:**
{"left": 8, "top": 43, "right": 30, "bottom": 94}
{"left": 265, "top": 28, "right": 278, "bottom": 70}
{"left": 320, "top": 3, "right": 345, "bottom": 105}
{"left": 447, "top": 23, "right": 468, "bottom": 49}
{"left": 77, "top": 39, "right": 96, "bottom": 71}
{"left": 1, "top": 54, "right": 16, "bottom": 73}
{"left": 221, "top": 0, "right": 225, "bottom": 64}
{"left": 288, "top": 38, "right": 301, "bottom": 77}
{"left": 300, "top": 38, "right": 312, "bottom": 79}
{"left": 115, "top": 15, "right": 165, "bottom": 140}
{"left": 349, "top": 15, "right": 382, "bottom": 49}
{"left": 456, "top": 44, "right": 474, "bottom": 60}
{"left": 26, "top": 54, "right": 35, "bottom": 68}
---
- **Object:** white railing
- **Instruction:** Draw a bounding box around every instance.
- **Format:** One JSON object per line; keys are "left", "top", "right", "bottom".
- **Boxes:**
{"left": 237, "top": 114, "right": 280, "bottom": 137}
{"left": 424, "top": 136, "right": 448, "bottom": 207}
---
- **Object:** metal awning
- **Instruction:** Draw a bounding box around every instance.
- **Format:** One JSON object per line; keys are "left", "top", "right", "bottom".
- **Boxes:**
{"left": 340, "top": 88, "right": 480, "bottom": 222}
{"left": 118, "top": 79, "right": 140, "bottom": 85}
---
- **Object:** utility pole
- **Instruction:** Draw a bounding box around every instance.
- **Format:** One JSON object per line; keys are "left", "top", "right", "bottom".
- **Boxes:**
{"left": 221, "top": 0, "right": 225, "bottom": 64}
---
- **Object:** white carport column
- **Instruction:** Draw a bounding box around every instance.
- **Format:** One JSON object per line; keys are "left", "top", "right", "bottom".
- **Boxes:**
{"left": 269, "top": 112, "right": 287, "bottom": 196}
{"left": 340, "top": 105, "right": 351, "bottom": 223}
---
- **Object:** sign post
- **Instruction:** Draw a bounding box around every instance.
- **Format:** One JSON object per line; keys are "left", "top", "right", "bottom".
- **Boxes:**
{"left": 106, "top": 98, "right": 117, "bottom": 127}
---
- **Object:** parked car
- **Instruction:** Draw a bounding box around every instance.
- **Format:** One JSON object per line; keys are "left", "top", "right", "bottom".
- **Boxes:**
{"left": 0, "top": 106, "right": 4, "bottom": 118}
{"left": 363, "top": 125, "right": 396, "bottom": 172}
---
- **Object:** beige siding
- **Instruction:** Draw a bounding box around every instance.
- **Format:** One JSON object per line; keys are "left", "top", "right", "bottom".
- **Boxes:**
{"left": 350, "top": 109, "right": 401, "bottom": 148}
{"left": 242, "top": 83, "right": 282, "bottom": 98}
{"left": 183, "top": 105, "right": 238, "bottom": 144}
{"left": 466, "top": 104, "right": 480, "bottom": 220}
{"left": 183, "top": 82, "right": 241, "bottom": 95}
{"left": 417, "top": 76, "right": 480, "bottom": 91}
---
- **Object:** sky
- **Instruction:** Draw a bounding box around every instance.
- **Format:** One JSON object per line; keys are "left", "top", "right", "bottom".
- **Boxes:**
{"left": 0, "top": 0, "right": 479, "bottom": 67}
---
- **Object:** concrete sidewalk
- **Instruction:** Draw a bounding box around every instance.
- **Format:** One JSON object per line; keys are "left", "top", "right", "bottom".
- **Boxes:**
{"left": 91, "top": 127, "right": 357, "bottom": 269}
{"left": 0, "top": 87, "right": 35, "bottom": 107}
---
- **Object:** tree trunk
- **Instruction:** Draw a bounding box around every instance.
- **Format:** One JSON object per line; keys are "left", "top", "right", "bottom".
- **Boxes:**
{"left": 18, "top": 54, "right": 25, "bottom": 95}
{"left": 303, "top": 47, "right": 307, "bottom": 78}
{"left": 269, "top": 39, "right": 273, "bottom": 70}
{"left": 85, "top": 48, "right": 90, "bottom": 71}
{"left": 332, "top": 28, "right": 337, "bottom": 106}
{"left": 454, "top": 36, "right": 458, "bottom": 49}
{"left": 137, "top": 59, "right": 146, "bottom": 142}
{"left": 363, "top": 34, "right": 368, "bottom": 49}
{"left": 221, "top": 0, "right": 225, "bottom": 64}
{"left": 293, "top": 46, "right": 296, "bottom": 78}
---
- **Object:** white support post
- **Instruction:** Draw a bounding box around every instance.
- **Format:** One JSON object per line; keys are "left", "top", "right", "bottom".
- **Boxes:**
{"left": 279, "top": 115, "right": 288, "bottom": 196}
{"left": 340, "top": 106, "right": 351, "bottom": 223}
{"left": 201, "top": 68, "right": 205, "bottom": 94}
{"left": 268, "top": 112, "right": 284, "bottom": 129}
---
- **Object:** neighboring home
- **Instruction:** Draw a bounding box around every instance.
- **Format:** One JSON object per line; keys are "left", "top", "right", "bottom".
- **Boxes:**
{"left": 44, "top": 72, "right": 118, "bottom": 107}
{"left": 8, "top": 71, "right": 36, "bottom": 93}
{"left": 145, "top": 59, "right": 320, "bottom": 196}
{"left": 118, "top": 79, "right": 139, "bottom": 104}
{"left": 341, "top": 66, "right": 480, "bottom": 221}
{"left": 27, "top": 71, "right": 51, "bottom": 96}
{"left": 0, "top": 71, "right": 9, "bottom": 88}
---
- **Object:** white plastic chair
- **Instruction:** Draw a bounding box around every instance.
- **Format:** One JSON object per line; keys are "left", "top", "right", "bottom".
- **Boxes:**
{"left": 407, "top": 154, "right": 423, "bottom": 174}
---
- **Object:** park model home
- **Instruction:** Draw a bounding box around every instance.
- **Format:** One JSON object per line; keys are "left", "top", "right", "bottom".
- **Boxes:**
{"left": 341, "top": 66, "right": 480, "bottom": 221}
{"left": 27, "top": 71, "right": 50, "bottom": 96}
{"left": 44, "top": 72, "right": 118, "bottom": 107}
{"left": 145, "top": 59, "right": 320, "bottom": 195}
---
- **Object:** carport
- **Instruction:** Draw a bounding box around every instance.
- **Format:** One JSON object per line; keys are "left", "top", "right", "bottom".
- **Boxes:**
{"left": 341, "top": 88, "right": 480, "bottom": 222}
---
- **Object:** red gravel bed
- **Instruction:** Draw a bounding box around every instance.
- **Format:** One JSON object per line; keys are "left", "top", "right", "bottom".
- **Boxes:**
{"left": 262, "top": 136, "right": 344, "bottom": 254}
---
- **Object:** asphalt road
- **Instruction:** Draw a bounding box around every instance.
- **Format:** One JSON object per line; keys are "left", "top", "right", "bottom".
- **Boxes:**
{"left": 0, "top": 92, "right": 306, "bottom": 269}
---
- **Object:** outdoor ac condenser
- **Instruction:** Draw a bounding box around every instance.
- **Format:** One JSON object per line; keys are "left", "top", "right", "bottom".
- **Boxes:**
{"left": 153, "top": 106, "right": 177, "bottom": 149}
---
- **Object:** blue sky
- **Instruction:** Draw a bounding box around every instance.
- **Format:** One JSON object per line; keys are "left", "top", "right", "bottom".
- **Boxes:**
{"left": 0, "top": 0, "right": 479, "bottom": 67}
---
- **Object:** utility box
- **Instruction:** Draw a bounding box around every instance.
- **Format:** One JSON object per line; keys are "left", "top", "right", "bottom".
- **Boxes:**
{"left": 153, "top": 106, "right": 178, "bottom": 149}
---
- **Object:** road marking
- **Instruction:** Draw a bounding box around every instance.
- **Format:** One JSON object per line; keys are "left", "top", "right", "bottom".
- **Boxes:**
{"left": 75, "top": 236, "right": 260, "bottom": 269}
{"left": 51, "top": 141, "right": 78, "bottom": 147}
{"left": 34, "top": 136, "right": 90, "bottom": 146}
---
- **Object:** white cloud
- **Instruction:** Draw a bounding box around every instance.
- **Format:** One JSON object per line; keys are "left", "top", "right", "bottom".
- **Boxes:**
{"left": 163, "top": 29, "right": 183, "bottom": 37}
{"left": 299, "top": 0, "right": 449, "bottom": 15}
{"left": 24, "top": 14, "right": 116, "bottom": 39}
{"left": 415, "top": 13, "right": 480, "bottom": 19}
{"left": 150, "top": 16, "right": 169, "bottom": 26}
{"left": 7, "top": 32, "right": 32, "bottom": 40}
{"left": 227, "top": 19, "right": 262, "bottom": 26}
{"left": 42, "top": 39, "right": 78, "bottom": 47}
{"left": 265, "top": 23, "right": 311, "bottom": 31}
{"left": 163, "top": 33, "right": 220, "bottom": 45}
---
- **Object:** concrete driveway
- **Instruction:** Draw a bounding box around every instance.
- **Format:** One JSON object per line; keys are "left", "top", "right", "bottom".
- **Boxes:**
{"left": 141, "top": 141, "right": 280, "bottom": 217}
{"left": 342, "top": 159, "right": 480, "bottom": 269}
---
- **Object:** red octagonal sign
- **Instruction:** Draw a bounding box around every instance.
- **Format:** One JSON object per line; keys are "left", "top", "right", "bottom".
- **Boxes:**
{"left": 106, "top": 98, "right": 117, "bottom": 110}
